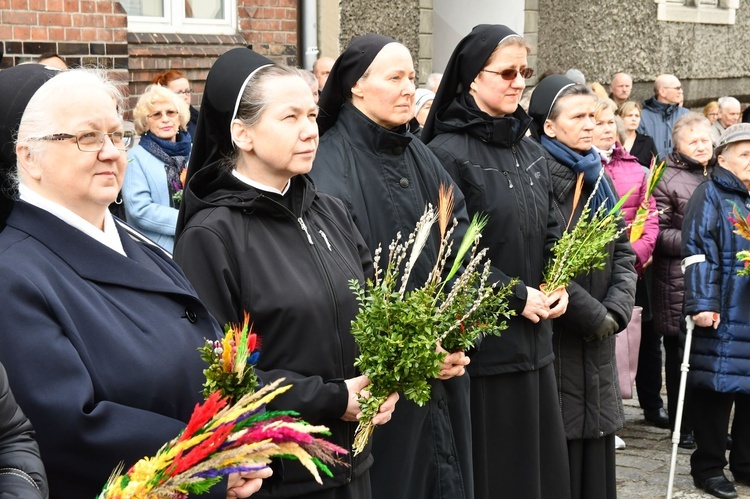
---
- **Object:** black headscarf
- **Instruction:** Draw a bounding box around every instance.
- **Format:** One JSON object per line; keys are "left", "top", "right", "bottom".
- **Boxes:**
{"left": 175, "top": 47, "right": 272, "bottom": 236}
{"left": 421, "top": 24, "right": 521, "bottom": 143}
{"left": 0, "top": 64, "right": 61, "bottom": 229}
{"left": 527, "top": 74, "right": 575, "bottom": 135}
{"left": 317, "top": 34, "right": 397, "bottom": 136}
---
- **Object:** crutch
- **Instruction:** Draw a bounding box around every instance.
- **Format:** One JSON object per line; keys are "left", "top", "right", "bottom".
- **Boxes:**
{"left": 666, "top": 315, "right": 695, "bottom": 499}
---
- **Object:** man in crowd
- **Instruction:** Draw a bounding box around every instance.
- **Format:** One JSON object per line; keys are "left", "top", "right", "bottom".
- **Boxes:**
{"left": 609, "top": 72, "right": 633, "bottom": 107}
{"left": 638, "top": 74, "right": 689, "bottom": 159}
{"left": 710, "top": 96, "right": 742, "bottom": 146}
{"left": 313, "top": 56, "right": 334, "bottom": 91}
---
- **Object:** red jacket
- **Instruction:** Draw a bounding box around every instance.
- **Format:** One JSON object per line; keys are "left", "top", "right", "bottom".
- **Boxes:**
{"left": 602, "top": 143, "right": 659, "bottom": 276}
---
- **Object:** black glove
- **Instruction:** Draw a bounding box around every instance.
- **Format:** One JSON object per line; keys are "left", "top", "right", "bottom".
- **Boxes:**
{"left": 586, "top": 312, "right": 619, "bottom": 342}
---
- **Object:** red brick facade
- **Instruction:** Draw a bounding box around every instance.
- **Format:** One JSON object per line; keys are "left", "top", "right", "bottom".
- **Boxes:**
{"left": 0, "top": 0, "right": 299, "bottom": 113}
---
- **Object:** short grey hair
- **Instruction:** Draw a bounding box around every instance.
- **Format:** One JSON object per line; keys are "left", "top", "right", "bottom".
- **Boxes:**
{"left": 718, "top": 96, "right": 740, "bottom": 112}
{"left": 671, "top": 112, "right": 711, "bottom": 151}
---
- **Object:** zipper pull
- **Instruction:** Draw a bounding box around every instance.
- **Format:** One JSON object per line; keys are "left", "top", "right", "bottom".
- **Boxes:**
{"left": 298, "top": 217, "right": 314, "bottom": 245}
{"left": 319, "top": 230, "right": 332, "bottom": 251}
{"left": 503, "top": 171, "right": 514, "bottom": 189}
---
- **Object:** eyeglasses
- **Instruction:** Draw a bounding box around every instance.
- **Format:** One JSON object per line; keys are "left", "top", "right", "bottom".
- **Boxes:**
{"left": 173, "top": 89, "right": 194, "bottom": 95}
{"left": 148, "top": 109, "right": 179, "bottom": 120}
{"left": 481, "top": 67, "right": 534, "bottom": 80}
{"left": 34, "top": 130, "right": 135, "bottom": 152}
{"left": 664, "top": 86, "right": 683, "bottom": 91}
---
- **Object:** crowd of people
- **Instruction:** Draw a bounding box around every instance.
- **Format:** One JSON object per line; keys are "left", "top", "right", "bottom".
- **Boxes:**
{"left": 0, "top": 22, "right": 749, "bottom": 499}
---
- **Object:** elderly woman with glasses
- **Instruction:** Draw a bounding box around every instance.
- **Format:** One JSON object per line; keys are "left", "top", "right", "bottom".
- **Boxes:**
{"left": 0, "top": 67, "right": 270, "bottom": 499}
{"left": 152, "top": 69, "right": 199, "bottom": 139}
{"left": 123, "top": 84, "right": 191, "bottom": 252}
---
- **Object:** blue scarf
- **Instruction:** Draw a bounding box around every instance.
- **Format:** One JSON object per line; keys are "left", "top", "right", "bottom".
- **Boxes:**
{"left": 138, "top": 131, "right": 192, "bottom": 208}
{"left": 542, "top": 135, "right": 616, "bottom": 214}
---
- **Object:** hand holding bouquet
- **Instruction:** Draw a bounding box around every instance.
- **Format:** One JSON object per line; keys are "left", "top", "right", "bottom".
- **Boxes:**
{"left": 349, "top": 185, "right": 515, "bottom": 455}
{"left": 99, "top": 314, "right": 346, "bottom": 498}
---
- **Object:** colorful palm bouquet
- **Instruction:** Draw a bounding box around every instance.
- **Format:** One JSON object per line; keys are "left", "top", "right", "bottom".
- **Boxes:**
{"left": 99, "top": 314, "right": 346, "bottom": 498}
{"left": 630, "top": 157, "right": 666, "bottom": 242}
{"left": 349, "top": 185, "right": 515, "bottom": 455}
{"left": 728, "top": 201, "right": 750, "bottom": 276}
{"left": 199, "top": 312, "right": 261, "bottom": 401}
{"left": 542, "top": 172, "right": 632, "bottom": 294}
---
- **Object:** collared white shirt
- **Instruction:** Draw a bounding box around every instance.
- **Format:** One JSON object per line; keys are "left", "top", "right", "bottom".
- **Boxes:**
{"left": 232, "top": 170, "right": 290, "bottom": 196}
{"left": 18, "top": 184, "right": 127, "bottom": 256}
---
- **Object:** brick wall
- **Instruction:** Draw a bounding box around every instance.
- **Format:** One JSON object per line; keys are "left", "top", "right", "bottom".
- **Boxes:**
{"left": 127, "top": 0, "right": 298, "bottom": 115}
{"left": 0, "top": 0, "right": 299, "bottom": 114}
{"left": 239, "top": 0, "right": 298, "bottom": 65}
{"left": 0, "top": 0, "right": 128, "bottom": 70}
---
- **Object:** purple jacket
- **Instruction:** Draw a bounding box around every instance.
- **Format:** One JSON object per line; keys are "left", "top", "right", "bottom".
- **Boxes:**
{"left": 602, "top": 143, "right": 659, "bottom": 277}
{"left": 652, "top": 152, "right": 713, "bottom": 337}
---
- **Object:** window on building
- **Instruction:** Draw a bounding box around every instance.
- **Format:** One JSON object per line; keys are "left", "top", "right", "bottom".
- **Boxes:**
{"left": 121, "top": 0, "right": 236, "bottom": 34}
{"left": 655, "top": 0, "right": 740, "bottom": 24}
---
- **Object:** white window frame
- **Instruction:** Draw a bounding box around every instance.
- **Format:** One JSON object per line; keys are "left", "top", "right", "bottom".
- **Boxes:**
{"left": 125, "top": 0, "right": 237, "bottom": 35}
{"left": 654, "top": 0, "right": 739, "bottom": 24}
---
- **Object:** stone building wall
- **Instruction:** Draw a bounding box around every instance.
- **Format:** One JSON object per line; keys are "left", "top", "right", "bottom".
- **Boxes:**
{"left": 537, "top": 0, "right": 750, "bottom": 105}
{"left": 339, "top": 0, "right": 422, "bottom": 82}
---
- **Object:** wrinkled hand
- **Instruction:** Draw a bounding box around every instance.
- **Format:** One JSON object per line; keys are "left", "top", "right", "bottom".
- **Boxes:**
{"left": 693, "top": 311, "right": 720, "bottom": 329}
{"left": 521, "top": 286, "right": 550, "bottom": 323}
{"left": 437, "top": 345, "right": 470, "bottom": 380}
{"left": 545, "top": 287, "right": 568, "bottom": 319}
{"left": 587, "top": 312, "right": 619, "bottom": 341}
{"left": 227, "top": 467, "right": 273, "bottom": 498}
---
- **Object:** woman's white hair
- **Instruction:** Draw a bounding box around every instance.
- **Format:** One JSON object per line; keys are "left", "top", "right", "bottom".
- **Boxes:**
{"left": 17, "top": 69, "right": 123, "bottom": 145}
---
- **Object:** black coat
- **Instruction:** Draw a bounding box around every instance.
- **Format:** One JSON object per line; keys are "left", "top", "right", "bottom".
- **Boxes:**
{"left": 310, "top": 103, "right": 473, "bottom": 499}
{"left": 652, "top": 152, "right": 713, "bottom": 337}
{"left": 0, "top": 364, "right": 47, "bottom": 499}
{"left": 175, "top": 170, "right": 373, "bottom": 498}
{"left": 0, "top": 202, "right": 224, "bottom": 499}
{"left": 628, "top": 132, "right": 658, "bottom": 169}
{"left": 426, "top": 97, "right": 559, "bottom": 376}
{"left": 546, "top": 157, "right": 637, "bottom": 440}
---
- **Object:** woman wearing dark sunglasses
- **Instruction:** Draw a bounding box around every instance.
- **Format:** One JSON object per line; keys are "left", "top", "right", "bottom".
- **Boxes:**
{"left": 421, "top": 25, "right": 571, "bottom": 499}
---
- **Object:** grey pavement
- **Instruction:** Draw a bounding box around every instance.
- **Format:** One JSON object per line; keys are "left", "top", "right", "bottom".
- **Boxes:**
{"left": 616, "top": 396, "right": 749, "bottom": 498}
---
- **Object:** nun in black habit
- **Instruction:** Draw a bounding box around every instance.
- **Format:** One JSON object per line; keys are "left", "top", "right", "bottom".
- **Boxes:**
{"left": 0, "top": 63, "right": 60, "bottom": 231}
{"left": 310, "top": 35, "right": 474, "bottom": 499}
{"left": 422, "top": 25, "right": 571, "bottom": 499}
{"left": 529, "top": 75, "right": 636, "bottom": 499}
{"left": 174, "top": 48, "right": 399, "bottom": 499}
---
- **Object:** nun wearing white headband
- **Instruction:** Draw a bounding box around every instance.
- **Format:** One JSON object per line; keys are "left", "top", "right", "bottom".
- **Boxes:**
{"left": 174, "top": 47, "right": 398, "bottom": 499}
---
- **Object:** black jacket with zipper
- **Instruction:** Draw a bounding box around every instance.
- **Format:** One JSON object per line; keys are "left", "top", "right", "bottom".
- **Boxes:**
{"left": 426, "top": 97, "right": 559, "bottom": 376}
{"left": 174, "top": 168, "right": 373, "bottom": 498}
{"left": 546, "top": 156, "right": 636, "bottom": 440}
{"left": 0, "top": 364, "right": 48, "bottom": 499}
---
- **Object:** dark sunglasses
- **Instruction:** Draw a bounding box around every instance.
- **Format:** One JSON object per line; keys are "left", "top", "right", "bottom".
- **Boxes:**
{"left": 481, "top": 67, "right": 534, "bottom": 81}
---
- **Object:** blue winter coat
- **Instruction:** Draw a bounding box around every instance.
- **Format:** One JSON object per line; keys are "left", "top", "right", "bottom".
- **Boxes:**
{"left": 637, "top": 97, "right": 689, "bottom": 161}
{"left": 123, "top": 145, "right": 180, "bottom": 252}
{"left": 0, "top": 201, "right": 224, "bottom": 499}
{"left": 682, "top": 166, "right": 750, "bottom": 394}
